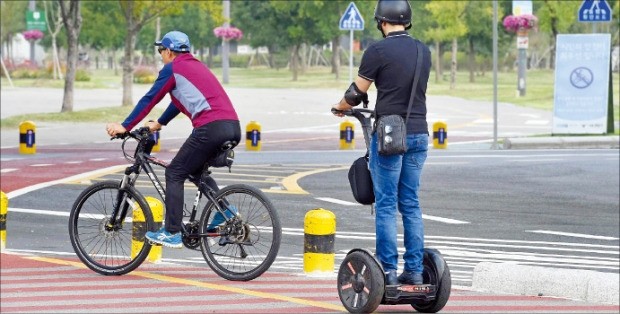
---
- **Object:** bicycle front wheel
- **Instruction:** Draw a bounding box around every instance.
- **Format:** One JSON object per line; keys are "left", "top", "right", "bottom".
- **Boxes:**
{"left": 69, "top": 180, "right": 154, "bottom": 275}
{"left": 199, "top": 184, "right": 281, "bottom": 281}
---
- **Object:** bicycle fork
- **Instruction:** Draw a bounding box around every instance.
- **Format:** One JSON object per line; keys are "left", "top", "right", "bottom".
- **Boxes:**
{"left": 106, "top": 174, "right": 135, "bottom": 231}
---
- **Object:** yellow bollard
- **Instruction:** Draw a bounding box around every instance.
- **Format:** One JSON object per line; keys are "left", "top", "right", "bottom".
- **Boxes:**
{"left": 150, "top": 130, "right": 161, "bottom": 152}
{"left": 245, "top": 121, "right": 262, "bottom": 151}
{"left": 1, "top": 191, "right": 7, "bottom": 251}
{"left": 19, "top": 121, "right": 36, "bottom": 154}
{"left": 432, "top": 121, "right": 448, "bottom": 149}
{"left": 131, "top": 197, "right": 163, "bottom": 263}
{"left": 339, "top": 120, "right": 355, "bottom": 150}
{"left": 303, "top": 208, "right": 336, "bottom": 275}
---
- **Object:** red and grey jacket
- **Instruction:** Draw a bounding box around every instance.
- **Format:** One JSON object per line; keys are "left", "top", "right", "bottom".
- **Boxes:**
{"left": 122, "top": 53, "right": 238, "bottom": 130}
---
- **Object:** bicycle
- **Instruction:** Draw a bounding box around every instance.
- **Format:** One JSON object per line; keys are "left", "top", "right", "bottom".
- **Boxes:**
{"left": 68, "top": 127, "right": 281, "bottom": 281}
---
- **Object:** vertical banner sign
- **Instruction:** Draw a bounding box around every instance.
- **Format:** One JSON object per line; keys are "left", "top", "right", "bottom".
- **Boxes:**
{"left": 553, "top": 34, "right": 611, "bottom": 134}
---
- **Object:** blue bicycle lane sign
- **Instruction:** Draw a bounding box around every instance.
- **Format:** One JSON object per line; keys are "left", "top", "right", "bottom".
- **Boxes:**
{"left": 339, "top": 2, "right": 364, "bottom": 31}
{"left": 578, "top": 0, "right": 612, "bottom": 22}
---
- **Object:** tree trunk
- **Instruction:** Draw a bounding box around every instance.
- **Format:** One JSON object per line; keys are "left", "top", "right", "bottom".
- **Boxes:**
{"left": 59, "top": 0, "right": 82, "bottom": 113}
{"left": 122, "top": 30, "right": 137, "bottom": 107}
{"left": 434, "top": 41, "right": 441, "bottom": 83}
{"left": 468, "top": 37, "right": 475, "bottom": 83}
{"left": 450, "top": 38, "right": 457, "bottom": 90}
{"left": 331, "top": 36, "right": 340, "bottom": 79}
{"left": 290, "top": 45, "right": 299, "bottom": 81}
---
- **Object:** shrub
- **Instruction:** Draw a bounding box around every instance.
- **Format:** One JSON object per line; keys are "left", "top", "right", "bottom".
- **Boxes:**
{"left": 75, "top": 68, "right": 91, "bottom": 81}
{"left": 134, "top": 66, "right": 157, "bottom": 84}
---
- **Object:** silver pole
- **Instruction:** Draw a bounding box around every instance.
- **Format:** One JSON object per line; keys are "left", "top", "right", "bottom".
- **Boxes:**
{"left": 349, "top": 29, "right": 354, "bottom": 82}
{"left": 222, "top": 0, "right": 230, "bottom": 84}
{"left": 492, "top": 0, "right": 499, "bottom": 149}
{"left": 29, "top": 0, "right": 36, "bottom": 66}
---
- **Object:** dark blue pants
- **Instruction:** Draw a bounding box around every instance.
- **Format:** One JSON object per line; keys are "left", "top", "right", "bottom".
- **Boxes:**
{"left": 164, "top": 120, "right": 241, "bottom": 233}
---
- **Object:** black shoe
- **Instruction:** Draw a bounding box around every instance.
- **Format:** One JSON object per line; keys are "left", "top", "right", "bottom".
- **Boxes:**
{"left": 398, "top": 270, "right": 423, "bottom": 285}
{"left": 385, "top": 270, "right": 398, "bottom": 286}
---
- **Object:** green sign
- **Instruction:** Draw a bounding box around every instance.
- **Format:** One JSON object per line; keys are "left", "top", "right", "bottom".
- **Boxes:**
{"left": 26, "top": 11, "right": 46, "bottom": 31}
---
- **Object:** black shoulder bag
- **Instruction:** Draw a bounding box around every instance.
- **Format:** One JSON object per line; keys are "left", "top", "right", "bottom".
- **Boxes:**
{"left": 376, "top": 43, "right": 424, "bottom": 155}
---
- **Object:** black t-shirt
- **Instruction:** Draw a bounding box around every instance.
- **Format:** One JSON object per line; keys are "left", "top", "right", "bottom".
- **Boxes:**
{"left": 358, "top": 31, "right": 432, "bottom": 134}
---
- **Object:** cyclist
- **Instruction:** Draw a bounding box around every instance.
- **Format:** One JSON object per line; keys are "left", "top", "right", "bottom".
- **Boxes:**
{"left": 106, "top": 30, "right": 241, "bottom": 248}
{"left": 331, "top": 0, "right": 432, "bottom": 285}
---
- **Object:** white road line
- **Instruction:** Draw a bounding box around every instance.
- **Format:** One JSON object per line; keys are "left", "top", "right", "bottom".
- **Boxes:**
{"left": 1, "top": 168, "right": 18, "bottom": 173}
{"left": 315, "top": 197, "right": 361, "bottom": 206}
{"left": 64, "top": 161, "right": 83, "bottom": 164}
{"left": 89, "top": 158, "right": 107, "bottom": 161}
{"left": 30, "top": 164, "right": 53, "bottom": 167}
{"left": 6, "top": 165, "right": 126, "bottom": 199}
{"left": 422, "top": 214, "right": 469, "bottom": 224}
{"left": 526, "top": 230, "right": 619, "bottom": 241}
{"left": 314, "top": 198, "right": 469, "bottom": 224}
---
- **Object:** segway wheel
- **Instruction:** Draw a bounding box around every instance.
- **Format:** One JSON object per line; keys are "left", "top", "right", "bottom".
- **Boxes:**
{"left": 337, "top": 251, "right": 385, "bottom": 313}
{"left": 411, "top": 256, "right": 451, "bottom": 313}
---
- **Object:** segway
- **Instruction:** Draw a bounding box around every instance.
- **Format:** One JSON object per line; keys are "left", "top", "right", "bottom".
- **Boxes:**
{"left": 332, "top": 107, "right": 451, "bottom": 313}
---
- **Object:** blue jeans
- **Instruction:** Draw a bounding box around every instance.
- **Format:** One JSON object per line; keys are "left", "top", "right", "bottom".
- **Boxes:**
{"left": 369, "top": 132, "right": 428, "bottom": 274}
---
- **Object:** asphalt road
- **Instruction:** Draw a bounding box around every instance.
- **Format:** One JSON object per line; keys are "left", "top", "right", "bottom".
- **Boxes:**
{"left": 4, "top": 148, "right": 618, "bottom": 288}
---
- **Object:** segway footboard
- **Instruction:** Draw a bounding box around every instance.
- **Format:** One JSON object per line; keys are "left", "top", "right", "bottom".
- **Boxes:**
{"left": 384, "top": 284, "right": 437, "bottom": 304}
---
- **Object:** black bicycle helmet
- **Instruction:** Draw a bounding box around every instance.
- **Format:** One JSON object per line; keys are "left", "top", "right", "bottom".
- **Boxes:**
{"left": 374, "top": 0, "right": 412, "bottom": 26}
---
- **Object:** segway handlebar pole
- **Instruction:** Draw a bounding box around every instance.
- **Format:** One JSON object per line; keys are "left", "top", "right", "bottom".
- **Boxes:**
{"left": 331, "top": 107, "right": 375, "bottom": 150}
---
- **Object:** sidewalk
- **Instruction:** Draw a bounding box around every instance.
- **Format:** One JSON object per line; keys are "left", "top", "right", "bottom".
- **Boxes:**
{"left": 2, "top": 251, "right": 619, "bottom": 313}
{"left": 3, "top": 85, "right": 618, "bottom": 150}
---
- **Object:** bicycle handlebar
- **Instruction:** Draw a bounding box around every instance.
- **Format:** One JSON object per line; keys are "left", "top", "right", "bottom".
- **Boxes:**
{"left": 111, "top": 126, "right": 151, "bottom": 141}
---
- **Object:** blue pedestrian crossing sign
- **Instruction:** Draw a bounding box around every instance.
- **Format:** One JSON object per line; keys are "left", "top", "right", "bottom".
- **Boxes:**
{"left": 339, "top": 2, "right": 364, "bottom": 31}
{"left": 578, "top": 0, "right": 612, "bottom": 22}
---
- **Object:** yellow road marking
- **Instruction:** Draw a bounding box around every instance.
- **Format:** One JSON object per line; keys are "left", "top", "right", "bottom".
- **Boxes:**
{"left": 26, "top": 256, "right": 345, "bottom": 312}
{"left": 281, "top": 166, "right": 349, "bottom": 195}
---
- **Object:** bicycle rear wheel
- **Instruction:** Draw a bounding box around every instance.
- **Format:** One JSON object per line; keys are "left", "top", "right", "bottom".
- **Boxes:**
{"left": 69, "top": 180, "right": 154, "bottom": 275}
{"left": 199, "top": 184, "right": 281, "bottom": 281}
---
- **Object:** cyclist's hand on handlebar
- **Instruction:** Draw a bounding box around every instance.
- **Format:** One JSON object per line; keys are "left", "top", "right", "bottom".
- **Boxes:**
{"left": 145, "top": 120, "right": 162, "bottom": 133}
{"left": 106, "top": 122, "right": 127, "bottom": 138}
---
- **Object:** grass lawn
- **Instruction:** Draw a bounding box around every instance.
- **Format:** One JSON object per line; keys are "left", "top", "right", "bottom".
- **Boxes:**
{"left": 1, "top": 66, "right": 618, "bottom": 132}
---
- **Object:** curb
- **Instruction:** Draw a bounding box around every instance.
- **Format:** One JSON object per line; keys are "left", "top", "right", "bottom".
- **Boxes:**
{"left": 471, "top": 262, "right": 620, "bottom": 305}
{"left": 503, "top": 136, "right": 620, "bottom": 149}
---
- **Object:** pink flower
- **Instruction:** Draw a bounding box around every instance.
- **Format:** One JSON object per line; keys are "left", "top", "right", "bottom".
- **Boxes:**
{"left": 23, "top": 30, "right": 44, "bottom": 41}
{"left": 213, "top": 27, "right": 243, "bottom": 40}
{"left": 502, "top": 14, "right": 538, "bottom": 33}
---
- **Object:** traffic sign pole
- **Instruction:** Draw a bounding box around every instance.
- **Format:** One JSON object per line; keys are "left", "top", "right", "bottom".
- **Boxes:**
{"left": 339, "top": 2, "right": 364, "bottom": 83}
{"left": 349, "top": 29, "right": 353, "bottom": 82}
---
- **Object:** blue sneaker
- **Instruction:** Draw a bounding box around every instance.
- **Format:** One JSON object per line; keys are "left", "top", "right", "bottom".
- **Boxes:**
{"left": 385, "top": 270, "right": 398, "bottom": 286}
{"left": 145, "top": 227, "right": 182, "bottom": 248}
{"left": 398, "top": 270, "right": 424, "bottom": 285}
{"left": 207, "top": 205, "right": 238, "bottom": 231}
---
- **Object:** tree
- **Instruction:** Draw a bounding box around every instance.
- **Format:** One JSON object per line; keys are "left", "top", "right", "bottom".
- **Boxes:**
{"left": 462, "top": 1, "right": 493, "bottom": 82}
{"left": 118, "top": 1, "right": 173, "bottom": 106}
{"left": 43, "top": 0, "right": 64, "bottom": 80}
{"left": 270, "top": 1, "right": 334, "bottom": 81}
{"left": 58, "top": 0, "right": 82, "bottom": 113}
{"left": 81, "top": 1, "right": 125, "bottom": 71}
{"left": 537, "top": 0, "right": 581, "bottom": 69}
{"left": 160, "top": 2, "right": 222, "bottom": 67}
{"left": 0, "top": 0, "right": 28, "bottom": 65}
{"left": 425, "top": 0, "right": 468, "bottom": 89}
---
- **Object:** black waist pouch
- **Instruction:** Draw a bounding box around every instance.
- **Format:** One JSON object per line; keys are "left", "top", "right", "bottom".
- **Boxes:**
{"left": 348, "top": 155, "right": 374, "bottom": 205}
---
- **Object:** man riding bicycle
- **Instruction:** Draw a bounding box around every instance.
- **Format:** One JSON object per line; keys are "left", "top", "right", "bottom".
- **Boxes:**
{"left": 106, "top": 30, "right": 241, "bottom": 248}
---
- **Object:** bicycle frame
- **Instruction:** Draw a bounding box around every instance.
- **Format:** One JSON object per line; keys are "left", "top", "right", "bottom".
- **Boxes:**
{"left": 107, "top": 128, "right": 237, "bottom": 239}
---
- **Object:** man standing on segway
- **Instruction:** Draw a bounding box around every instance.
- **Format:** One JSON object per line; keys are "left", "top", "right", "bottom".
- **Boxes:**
{"left": 332, "top": 0, "right": 432, "bottom": 286}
